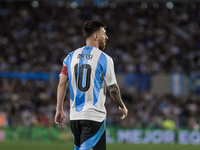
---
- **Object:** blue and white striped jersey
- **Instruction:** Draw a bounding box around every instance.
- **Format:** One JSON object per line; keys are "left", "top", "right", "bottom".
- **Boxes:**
{"left": 60, "top": 46, "right": 117, "bottom": 122}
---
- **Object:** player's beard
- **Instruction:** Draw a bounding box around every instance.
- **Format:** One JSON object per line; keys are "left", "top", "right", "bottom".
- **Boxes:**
{"left": 99, "top": 39, "right": 106, "bottom": 50}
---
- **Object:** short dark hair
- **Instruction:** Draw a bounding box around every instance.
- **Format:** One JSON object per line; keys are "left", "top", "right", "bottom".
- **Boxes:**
{"left": 83, "top": 20, "right": 106, "bottom": 39}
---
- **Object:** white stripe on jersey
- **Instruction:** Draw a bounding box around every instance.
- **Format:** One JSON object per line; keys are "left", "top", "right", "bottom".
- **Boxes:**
{"left": 84, "top": 47, "right": 102, "bottom": 109}
{"left": 68, "top": 48, "right": 83, "bottom": 112}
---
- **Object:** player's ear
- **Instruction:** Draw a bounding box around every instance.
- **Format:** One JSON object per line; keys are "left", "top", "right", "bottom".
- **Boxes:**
{"left": 94, "top": 33, "right": 98, "bottom": 41}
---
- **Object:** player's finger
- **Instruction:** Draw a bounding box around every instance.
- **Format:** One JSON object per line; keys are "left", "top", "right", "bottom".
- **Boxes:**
{"left": 55, "top": 120, "right": 60, "bottom": 124}
{"left": 55, "top": 119, "right": 63, "bottom": 127}
{"left": 119, "top": 107, "right": 123, "bottom": 114}
{"left": 63, "top": 117, "right": 66, "bottom": 124}
{"left": 60, "top": 124, "right": 63, "bottom": 129}
{"left": 120, "top": 114, "right": 126, "bottom": 120}
{"left": 57, "top": 121, "right": 63, "bottom": 129}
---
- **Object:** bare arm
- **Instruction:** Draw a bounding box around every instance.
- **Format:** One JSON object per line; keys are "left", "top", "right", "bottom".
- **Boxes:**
{"left": 108, "top": 83, "right": 128, "bottom": 119}
{"left": 55, "top": 75, "right": 68, "bottom": 128}
{"left": 108, "top": 84, "right": 124, "bottom": 108}
{"left": 56, "top": 75, "right": 69, "bottom": 111}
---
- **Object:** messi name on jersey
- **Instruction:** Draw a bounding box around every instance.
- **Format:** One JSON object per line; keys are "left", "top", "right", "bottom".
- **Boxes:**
{"left": 77, "top": 54, "right": 93, "bottom": 60}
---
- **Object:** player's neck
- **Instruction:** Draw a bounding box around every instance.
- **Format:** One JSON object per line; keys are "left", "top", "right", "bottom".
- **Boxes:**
{"left": 86, "top": 40, "right": 99, "bottom": 49}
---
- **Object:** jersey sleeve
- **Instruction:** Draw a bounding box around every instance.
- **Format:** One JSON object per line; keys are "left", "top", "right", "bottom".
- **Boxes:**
{"left": 104, "top": 56, "right": 117, "bottom": 86}
{"left": 60, "top": 55, "right": 69, "bottom": 76}
{"left": 60, "top": 64, "right": 68, "bottom": 76}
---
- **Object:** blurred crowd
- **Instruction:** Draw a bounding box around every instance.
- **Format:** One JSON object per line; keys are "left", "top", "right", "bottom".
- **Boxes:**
{"left": 0, "top": 2, "right": 200, "bottom": 129}
{"left": 0, "top": 2, "right": 200, "bottom": 73}
{"left": 1, "top": 78, "right": 200, "bottom": 130}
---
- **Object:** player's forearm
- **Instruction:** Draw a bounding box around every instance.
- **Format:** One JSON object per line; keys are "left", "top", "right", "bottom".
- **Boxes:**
{"left": 108, "top": 84, "right": 124, "bottom": 108}
{"left": 56, "top": 83, "right": 67, "bottom": 111}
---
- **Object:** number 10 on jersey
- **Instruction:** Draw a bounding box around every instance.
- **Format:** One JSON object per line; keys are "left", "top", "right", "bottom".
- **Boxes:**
{"left": 74, "top": 63, "right": 91, "bottom": 92}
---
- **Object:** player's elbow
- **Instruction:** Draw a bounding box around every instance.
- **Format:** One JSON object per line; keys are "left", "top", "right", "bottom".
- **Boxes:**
{"left": 108, "top": 83, "right": 119, "bottom": 93}
{"left": 108, "top": 88, "right": 116, "bottom": 94}
{"left": 58, "top": 81, "right": 67, "bottom": 88}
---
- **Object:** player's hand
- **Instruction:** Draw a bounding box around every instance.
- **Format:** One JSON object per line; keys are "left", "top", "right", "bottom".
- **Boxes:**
{"left": 119, "top": 106, "right": 128, "bottom": 120}
{"left": 55, "top": 110, "right": 66, "bottom": 129}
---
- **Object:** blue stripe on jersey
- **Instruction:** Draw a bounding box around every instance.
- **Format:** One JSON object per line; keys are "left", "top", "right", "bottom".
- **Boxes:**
{"left": 75, "top": 46, "right": 93, "bottom": 112}
{"left": 80, "top": 119, "right": 106, "bottom": 150}
{"left": 64, "top": 51, "right": 75, "bottom": 102}
{"left": 93, "top": 53, "right": 107, "bottom": 105}
{"left": 99, "top": 53, "right": 107, "bottom": 77}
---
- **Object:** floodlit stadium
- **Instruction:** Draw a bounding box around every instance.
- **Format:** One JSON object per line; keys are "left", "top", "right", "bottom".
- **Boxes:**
{"left": 0, "top": 0, "right": 200, "bottom": 149}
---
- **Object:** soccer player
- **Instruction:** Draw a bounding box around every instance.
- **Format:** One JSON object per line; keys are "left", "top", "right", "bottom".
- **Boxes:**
{"left": 55, "top": 20, "right": 128, "bottom": 150}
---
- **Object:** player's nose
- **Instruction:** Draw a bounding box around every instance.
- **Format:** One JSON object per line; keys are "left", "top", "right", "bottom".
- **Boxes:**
{"left": 105, "top": 35, "right": 108, "bottom": 40}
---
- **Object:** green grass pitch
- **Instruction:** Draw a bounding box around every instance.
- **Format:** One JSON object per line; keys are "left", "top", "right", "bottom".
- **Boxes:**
{"left": 1, "top": 142, "right": 200, "bottom": 150}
